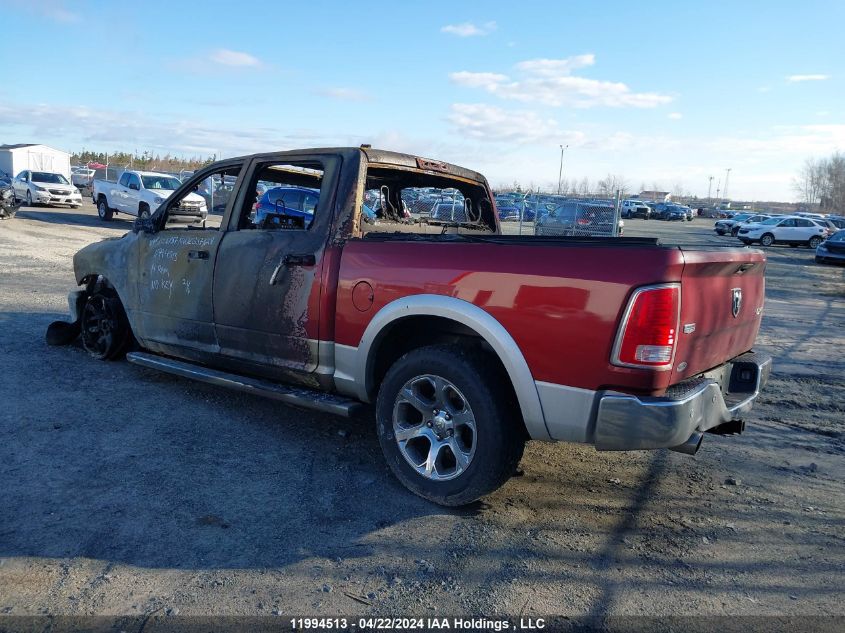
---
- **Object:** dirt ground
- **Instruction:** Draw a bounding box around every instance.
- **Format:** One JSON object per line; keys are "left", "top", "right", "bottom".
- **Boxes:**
{"left": 0, "top": 202, "right": 843, "bottom": 623}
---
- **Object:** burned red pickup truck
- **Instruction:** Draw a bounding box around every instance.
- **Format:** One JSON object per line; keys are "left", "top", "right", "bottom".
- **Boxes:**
{"left": 52, "top": 146, "right": 771, "bottom": 505}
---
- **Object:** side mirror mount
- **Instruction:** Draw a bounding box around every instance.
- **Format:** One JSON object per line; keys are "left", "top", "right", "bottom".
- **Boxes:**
{"left": 133, "top": 215, "right": 157, "bottom": 234}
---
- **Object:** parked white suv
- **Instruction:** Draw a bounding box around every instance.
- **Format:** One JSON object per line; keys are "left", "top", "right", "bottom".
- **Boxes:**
{"left": 737, "top": 215, "right": 830, "bottom": 248}
{"left": 12, "top": 171, "right": 82, "bottom": 207}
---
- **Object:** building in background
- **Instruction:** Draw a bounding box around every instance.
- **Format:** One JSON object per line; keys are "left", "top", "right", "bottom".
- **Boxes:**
{"left": 0, "top": 144, "right": 71, "bottom": 180}
{"left": 636, "top": 190, "right": 671, "bottom": 202}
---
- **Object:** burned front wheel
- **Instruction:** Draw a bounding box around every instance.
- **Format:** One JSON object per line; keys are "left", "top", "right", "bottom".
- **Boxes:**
{"left": 376, "top": 344, "right": 525, "bottom": 506}
{"left": 80, "top": 292, "right": 130, "bottom": 360}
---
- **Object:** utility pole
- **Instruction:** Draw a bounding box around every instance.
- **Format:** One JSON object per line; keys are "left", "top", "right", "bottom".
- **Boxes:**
{"left": 557, "top": 144, "right": 568, "bottom": 195}
{"left": 707, "top": 176, "right": 714, "bottom": 202}
{"left": 724, "top": 168, "right": 732, "bottom": 201}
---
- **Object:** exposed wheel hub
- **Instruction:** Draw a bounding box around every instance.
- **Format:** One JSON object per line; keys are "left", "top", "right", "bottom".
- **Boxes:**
{"left": 430, "top": 409, "right": 453, "bottom": 439}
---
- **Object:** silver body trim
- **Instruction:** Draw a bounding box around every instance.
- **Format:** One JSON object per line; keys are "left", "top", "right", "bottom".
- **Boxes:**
{"left": 126, "top": 351, "right": 363, "bottom": 417}
{"left": 331, "top": 294, "right": 551, "bottom": 440}
{"left": 534, "top": 382, "right": 597, "bottom": 443}
{"left": 536, "top": 351, "right": 772, "bottom": 450}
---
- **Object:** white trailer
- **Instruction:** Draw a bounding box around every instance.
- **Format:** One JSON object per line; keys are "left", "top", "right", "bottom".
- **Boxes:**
{"left": 0, "top": 144, "right": 72, "bottom": 180}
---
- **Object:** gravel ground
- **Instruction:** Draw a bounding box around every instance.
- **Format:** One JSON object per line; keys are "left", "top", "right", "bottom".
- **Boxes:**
{"left": 0, "top": 203, "right": 843, "bottom": 622}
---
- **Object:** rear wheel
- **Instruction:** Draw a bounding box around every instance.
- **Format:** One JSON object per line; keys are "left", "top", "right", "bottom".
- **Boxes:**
{"left": 760, "top": 233, "right": 774, "bottom": 247}
{"left": 376, "top": 344, "right": 525, "bottom": 506}
{"left": 97, "top": 198, "right": 113, "bottom": 221}
{"left": 809, "top": 236, "right": 822, "bottom": 249}
{"left": 80, "top": 291, "right": 130, "bottom": 360}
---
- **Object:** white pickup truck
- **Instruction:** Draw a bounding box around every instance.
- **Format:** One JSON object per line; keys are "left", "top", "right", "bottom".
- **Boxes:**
{"left": 92, "top": 170, "right": 207, "bottom": 223}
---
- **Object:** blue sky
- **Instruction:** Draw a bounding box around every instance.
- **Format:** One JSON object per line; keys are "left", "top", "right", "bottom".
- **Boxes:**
{"left": 1, "top": 0, "right": 843, "bottom": 201}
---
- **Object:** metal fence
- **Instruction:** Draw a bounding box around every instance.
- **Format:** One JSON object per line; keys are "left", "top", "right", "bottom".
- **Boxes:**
{"left": 493, "top": 191, "right": 623, "bottom": 237}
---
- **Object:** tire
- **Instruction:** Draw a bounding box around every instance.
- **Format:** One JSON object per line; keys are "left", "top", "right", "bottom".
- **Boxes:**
{"left": 80, "top": 291, "right": 130, "bottom": 360}
{"left": 809, "top": 236, "right": 822, "bottom": 249}
{"left": 97, "top": 197, "right": 113, "bottom": 221}
{"left": 760, "top": 233, "right": 774, "bottom": 247}
{"left": 376, "top": 344, "right": 525, "bottom": 506}
{"left": 26, "top": 190, "right": 32, "bottom": 206}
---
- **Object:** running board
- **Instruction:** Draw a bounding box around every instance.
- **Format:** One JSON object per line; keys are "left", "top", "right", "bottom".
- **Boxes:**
{"left": 126, "top": 351, "right": 364, "bottom": 417}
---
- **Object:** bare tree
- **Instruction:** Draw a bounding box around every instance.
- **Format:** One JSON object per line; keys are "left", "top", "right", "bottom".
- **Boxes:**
{"left": 792, "top": 158, "right": 824, "bottom": 205}
{"left": 795, "top": 152, "right": 845, "bottom": 211}
{"left": 578, "top": 177, "right": 591, "bottom": 197}
{"left": 597, "top": 174, "right": 629, "bottom": 198}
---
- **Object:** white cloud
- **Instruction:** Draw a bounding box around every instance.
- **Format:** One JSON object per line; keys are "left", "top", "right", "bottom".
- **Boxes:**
{"left": 441, "top": 21, "right": 497, "bottom": 37}
{"left": 0, "top": 101, "right": 327, "bottom": 157}
{"left": 786, "top": 74, "right": 829, "bottom": 82}
{"left": 315, "top": 87, "right": 371, "bottom": 102}
{"left": 447, "top": 103, "right": 585, "bottom": 145}
{"left": 514, "top": 55, "right": 596, "bottom": 76}
{"left": 209, "top": 49, "right": 262, "bottom": 68}
{"left": 668, "top": 112, "right": 683, "bottom": 120}
{"left": 708, "top": 124, "right": 845, "bottom": 156}
{"left": 450, "top": 55, "right": 672, "bottom": 108}
{"left": 449, "top": 71, "right": 509, "bottom": 88}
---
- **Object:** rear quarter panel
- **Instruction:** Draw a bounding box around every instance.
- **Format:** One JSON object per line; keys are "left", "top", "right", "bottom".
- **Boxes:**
{"left": 335, "top": 240, "right": 688, "bottom": 394}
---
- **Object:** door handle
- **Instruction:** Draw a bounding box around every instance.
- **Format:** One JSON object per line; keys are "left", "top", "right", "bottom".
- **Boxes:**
{"left": 188, "top": 250, "right": 209, "bottom": 260}
{"left": 283, "top": 253, "right": 316, "bottom": 267}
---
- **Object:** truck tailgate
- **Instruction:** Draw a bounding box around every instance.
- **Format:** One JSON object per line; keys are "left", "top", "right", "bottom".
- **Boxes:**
{"left": 671, "top": 247, "right": 766, "bottom": 385}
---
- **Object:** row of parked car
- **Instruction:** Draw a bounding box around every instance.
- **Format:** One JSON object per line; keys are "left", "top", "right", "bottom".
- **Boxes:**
{"left": 713, "top": 210, "right": 845, "bottom": 265}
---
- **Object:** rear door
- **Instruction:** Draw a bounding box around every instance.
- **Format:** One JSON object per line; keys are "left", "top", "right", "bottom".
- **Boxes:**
{"left": 795, "top": 218, "right": 822, "bottom": 242}
{"left": 211, "top": 153, "right": 339, "bottom": 378}
{"left": 670, "top": 248, "right": 767, "bottom": 384}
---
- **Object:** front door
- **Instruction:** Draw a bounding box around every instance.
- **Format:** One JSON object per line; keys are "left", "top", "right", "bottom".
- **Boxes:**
{"left": 134, "top": 161, "right": 245, "bottom": 359}
{"left": 211, "top": 155, "right": 338, "bottom": 378}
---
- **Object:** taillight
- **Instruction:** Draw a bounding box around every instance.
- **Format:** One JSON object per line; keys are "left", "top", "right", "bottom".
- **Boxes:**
{"left": 611, "top": 284, "right": 680, "bottom": 369}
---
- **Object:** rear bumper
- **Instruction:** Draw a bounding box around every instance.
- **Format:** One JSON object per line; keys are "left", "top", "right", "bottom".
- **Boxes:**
{"left": 536, "top": 351, "right": 772, "bottom": 451}
{"left": 594, "top": 351, "right": 772, "bottom": 450}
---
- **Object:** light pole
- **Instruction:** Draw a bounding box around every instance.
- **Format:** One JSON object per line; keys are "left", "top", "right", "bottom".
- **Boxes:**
{"left": 707, "top": 176, "right": 713, "bottom": 202}
{"left": 557, "top": 144, "right": 568, "bottom": 195}
{"left": 724, "top": 168, "right": 732, "bottom": 201}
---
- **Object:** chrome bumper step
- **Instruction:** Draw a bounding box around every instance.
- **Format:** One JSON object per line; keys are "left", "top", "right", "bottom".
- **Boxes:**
{"left": 126, "top": 351, "right": 364, "bottom": 417}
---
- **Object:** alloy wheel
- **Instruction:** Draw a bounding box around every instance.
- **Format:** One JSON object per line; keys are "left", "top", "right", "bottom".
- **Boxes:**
{"left": 392, "top": 374, "right": 477, "bottom": 481}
